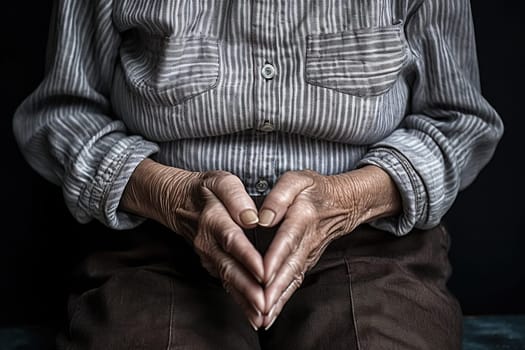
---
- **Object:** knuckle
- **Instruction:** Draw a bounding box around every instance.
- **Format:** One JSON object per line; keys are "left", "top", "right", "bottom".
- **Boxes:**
{"left": 200, "top": 257, "right": 219, "bottom": 278}
{"left": 305, "top": 254, "right": 322, "bottom": 272}
{"left": 282, "top": 230, "right": 299, "bottom": 252}
{"left": 237, "top": 250, "right": 252, "bottom": 268}
{"left": 193, "top": 235, "right": 221, "bottom": 278}
{"left": 270, "top": 190, "right": 291, "bottom": 205}
{"left": 200, "top": 207, "right": 215, "bottom": 221}
{"left": 280, "top": 171, "right": 300, "bottom": 182}
{"left": 291, "top": 275, "right": 304, "bottom": 290}
{"left": 193, "top": 233, "right": 212, "bottom": 259}
{"left": 211, "top": 172, "right": 241, "bottom": 189}
{"left": 200, "top": 206, "right": 226, "bottom": 227}
{"left": 279, "top": 171, "right": 316, "bottom": 190}
{"left": 285, "top": 258, "right": 303, "bottom": 278}
{"left": 300, "top": 204, "right": 318, "bottom": 218}
{"left": 193, "top": 233, "right": 206, "bottom": 252}
{"left": 203, "top": 170, "right": 232, "bottom": 180}
{"left": 218, "top": 259, "right": 235, "bottom": 283}
{"left": 193, "top": 232, "right": 219, "bottom": 259}
{"left": 220, "top": 229, "right": 239, "bottom": 253}
{"left": 300, "top": 169, "right": 318, "bottom": 178}
{"left": 287, "top": 265, "right": 306, "bottom": 291}
{"left": 280, "top": 274, "right": 303, "bottom": 303}
{"left": 284, "top": 170, "right": 314, "bottom": 181}
{"left": 204, "top": 173, "right": 248, "bottom": 203}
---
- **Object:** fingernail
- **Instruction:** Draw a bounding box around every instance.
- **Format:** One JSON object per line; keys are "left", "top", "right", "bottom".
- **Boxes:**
{"left": 266, "top": 272, "right": 276, "bottom": 286}
{"left": 265, "top": 315, "right": 278, "bottom": 331}
{"left": 258, "top": 209, "right": 276, "bottom": 227}
{"left": 249, "top": 318, "right": 259, "bottom": 332}
{"left": 265, "top": 303, "right": 277, "bottom": 319}
{"left": 240, "top": 209, "right": 259, "bottom": 225}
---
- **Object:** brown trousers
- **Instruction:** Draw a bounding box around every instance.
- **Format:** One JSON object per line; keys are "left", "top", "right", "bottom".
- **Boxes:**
{"left": 57, "top": 220, "right": 462, "bottom": 350}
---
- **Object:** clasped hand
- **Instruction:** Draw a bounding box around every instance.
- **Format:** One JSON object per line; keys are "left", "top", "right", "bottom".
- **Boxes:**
{"left": 121, "top": 160, "right": 396, "bottom": 331}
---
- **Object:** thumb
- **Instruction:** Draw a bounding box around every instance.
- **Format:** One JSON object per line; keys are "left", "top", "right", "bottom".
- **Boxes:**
{"left": 203, "top": 172, "right": 259, "bottom": 228}
{"left": 258, "top": 171, "right": 314, "bottom": 227}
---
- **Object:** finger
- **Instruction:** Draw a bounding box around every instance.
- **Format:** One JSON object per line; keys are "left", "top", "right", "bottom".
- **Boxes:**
{"left": 203, "top": 173, "right": 259, "bottom": 228}
{"left": 264, "top": 247, "right": 309, "bottom": 315}
{"left": 263, "top": 199, "right": 314, "bottom": 283}
{"left": 217, "top": 251, "right": 266, "bottom": 315}
{"left": 201, "top": 193, "right": 264, "bottom": 282}
{"left": 199, "top": 237, "right": 266, "bottom": 318}
{"left": 258, "top": 171, "right": 314, "bottom": 227}
{"left": 226, "top": 281, "right": 264, "bottom": 330}
{"left": 217, "top": 225, "right": 265, "bottom": 284}
{"left": 201, "top": 254, "right": 264, "bottom": 330}
{"left": 263, "top": 269, "right": 305, "bottom": 330}
{"left": 262, "top": 208, "right": 309, "bottom": 284}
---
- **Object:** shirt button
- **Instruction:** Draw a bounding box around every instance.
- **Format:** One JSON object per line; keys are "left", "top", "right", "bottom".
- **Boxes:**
{"left": 259, "top": 121, "right": 275, "bottom": 132}
{"left": 255, "top": 179, "right": 269, "bottom": 193}
{"left": 261, "top": 63, "right": 276, "bottom": 80}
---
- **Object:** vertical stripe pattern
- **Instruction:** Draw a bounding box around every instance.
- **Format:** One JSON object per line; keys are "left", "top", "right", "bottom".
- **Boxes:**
{"left": 13, "top": 0, "right": 503, "bottom": 235}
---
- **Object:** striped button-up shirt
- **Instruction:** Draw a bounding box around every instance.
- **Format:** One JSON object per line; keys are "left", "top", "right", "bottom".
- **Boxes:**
{"left": 13, "top": 0, "right": 503, "bottom": 235}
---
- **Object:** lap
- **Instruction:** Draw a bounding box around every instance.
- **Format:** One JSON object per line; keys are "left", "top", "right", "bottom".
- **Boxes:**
{"left": 263, "top": 224, "right": 462, "bottom": 350}
{"left": 58, "top": 227, "right": 259, "bottom": 350}
{"left": 58, "top": 222, "right": 462, "bottom": 350}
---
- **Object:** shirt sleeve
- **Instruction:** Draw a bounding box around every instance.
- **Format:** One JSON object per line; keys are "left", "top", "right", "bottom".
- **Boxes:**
{"left": 12, "top": 0, "right": 159, "bottom": 229}
{"left": 357, "top": 0, "right": 504, "bottom": 235}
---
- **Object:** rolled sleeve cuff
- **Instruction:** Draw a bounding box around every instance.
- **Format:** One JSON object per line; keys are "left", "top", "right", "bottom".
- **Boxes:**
{"left": 79, "top": 137, "right": 159, "bottom": 230}
{"left": 357, "top": 147, "right": 428, "bottom": 236}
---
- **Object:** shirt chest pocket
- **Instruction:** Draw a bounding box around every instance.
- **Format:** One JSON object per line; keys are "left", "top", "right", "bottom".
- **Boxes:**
{"left": 305, "top": 21, "right": 408, "bottom": 97}
{"left": 119, "top": 34, "right": 220, "bottom": 106}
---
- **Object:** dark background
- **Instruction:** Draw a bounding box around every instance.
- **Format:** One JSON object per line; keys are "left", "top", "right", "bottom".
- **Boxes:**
{"left": 1, "top": 1, "right": 523, "bottom": 329}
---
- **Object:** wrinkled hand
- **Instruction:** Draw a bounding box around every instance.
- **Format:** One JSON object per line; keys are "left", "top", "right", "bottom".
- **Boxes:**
{"left": 258, "top": 167, "right": 401, "bottom": 329}
{"left": 121, "top": 159, "right": 265, "bottom": 329}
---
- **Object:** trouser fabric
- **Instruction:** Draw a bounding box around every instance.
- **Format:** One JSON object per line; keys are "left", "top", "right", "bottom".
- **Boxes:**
{"left": 58, "top": 219, "right": 462, "bottom": 350}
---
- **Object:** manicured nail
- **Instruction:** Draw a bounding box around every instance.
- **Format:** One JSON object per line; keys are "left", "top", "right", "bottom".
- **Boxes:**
{"left": 240, "top": 209, "right": 259, "bottom": 225}
{"left": 258, "top": 209, "right": 276, "bottom": 227}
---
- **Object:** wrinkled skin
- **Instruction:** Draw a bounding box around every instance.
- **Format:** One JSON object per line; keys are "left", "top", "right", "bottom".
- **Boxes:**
{"left": 121, "top": 159, "right": 265, "bottom": 328}
{"left": 256, "top": 169, "right": 400, "bottom": 328}
{"left": 120, "top": 159, "right": 400, "bottom": 330}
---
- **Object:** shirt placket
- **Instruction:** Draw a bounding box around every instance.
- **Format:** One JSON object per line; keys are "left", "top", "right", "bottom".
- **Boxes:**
{"left": 246, "top": 0, "right": 280, "bottom": 195}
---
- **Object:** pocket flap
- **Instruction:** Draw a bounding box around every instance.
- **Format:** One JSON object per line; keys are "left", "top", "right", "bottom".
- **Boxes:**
{"left": 120, "top": 34, "right": 220, "bottom": 105}
{"left": 306, "top": 21, "right": 408, "bottom": 97}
